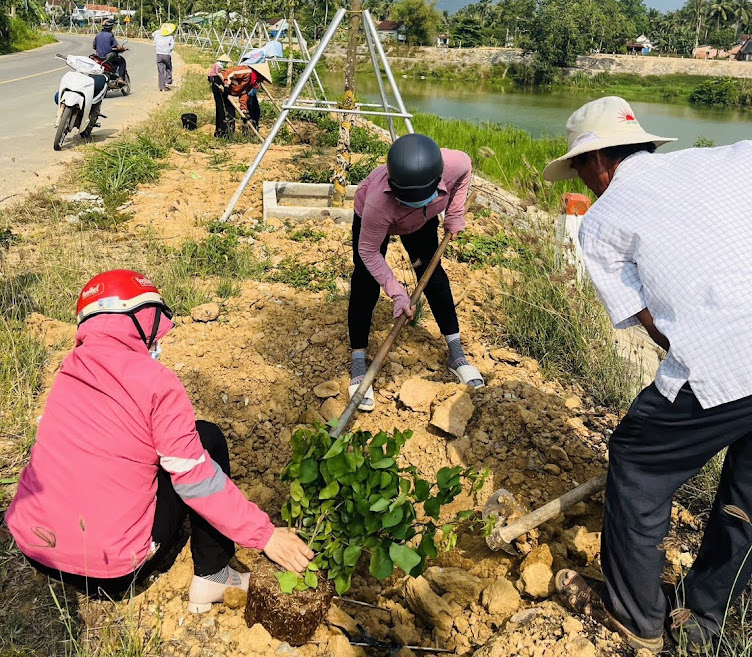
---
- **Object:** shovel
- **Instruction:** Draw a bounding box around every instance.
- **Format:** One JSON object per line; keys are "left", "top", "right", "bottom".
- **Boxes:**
{"left": 483, "top": 472, "right": 607, "bottom": 554}
{"left": 329, "top": 191, "right": 477, "bottom": 441}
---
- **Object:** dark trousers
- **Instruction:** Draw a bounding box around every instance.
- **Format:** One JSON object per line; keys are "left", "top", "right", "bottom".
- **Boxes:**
{"left": 602, "top": 383, "right": 752, "bottom": 639}
{"left": 210, "top": 76, "right": 236, "bottom": 138}
{"left": 26, "top": 421, "right": 235, "bottom": 599}
{"left": 348, "top": 213, "right": 459, "bottom": 350}
{"left": 156, "top": 54, "right": 172, "bottom": 90}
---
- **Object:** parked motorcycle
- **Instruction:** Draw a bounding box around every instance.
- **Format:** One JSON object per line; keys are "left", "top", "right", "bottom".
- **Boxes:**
{"left": 53, "top": 54, "right": 108, "bottom": 151}
{"left": 90, "top": 39, "right": 131, "bottom": 96}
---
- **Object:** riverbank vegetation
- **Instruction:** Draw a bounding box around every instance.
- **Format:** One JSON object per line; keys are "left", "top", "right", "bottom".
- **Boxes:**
{"left": 0, "top": 0, "right": 55, "bottom": 54}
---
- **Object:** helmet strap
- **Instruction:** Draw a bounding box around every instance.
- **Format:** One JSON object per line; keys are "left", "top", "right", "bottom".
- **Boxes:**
{"left": 128, "top": 307, "right": 162, "bottom": 350}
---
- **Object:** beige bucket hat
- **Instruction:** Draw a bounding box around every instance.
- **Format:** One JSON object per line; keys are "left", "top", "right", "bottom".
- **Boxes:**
{"left": 247, "top": 61, "right": 272, "bottom": 83}
{"left": 542, "top": 96, "right": 677, "bottom": 182}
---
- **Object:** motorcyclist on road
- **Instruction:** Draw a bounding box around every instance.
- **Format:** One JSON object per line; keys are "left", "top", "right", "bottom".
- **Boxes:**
{"left": 93, "top": 18, "right": 126, "bottom": 84}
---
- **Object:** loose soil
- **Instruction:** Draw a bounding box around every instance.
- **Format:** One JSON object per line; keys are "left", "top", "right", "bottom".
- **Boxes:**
{"left": 0, "top": 116, "right": 702, "bottom": 657}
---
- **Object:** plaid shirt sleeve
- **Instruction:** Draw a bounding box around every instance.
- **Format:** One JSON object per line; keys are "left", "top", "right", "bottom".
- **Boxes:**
{"left": 579, "top": 214, "right": 646, "bottom": 330}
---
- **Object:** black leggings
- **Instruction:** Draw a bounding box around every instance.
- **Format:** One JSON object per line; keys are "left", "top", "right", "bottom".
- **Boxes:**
{"left": 210, "top": 76, "right": 236, "bottom": 138}
{"left": 25, "top": 421, "right": 235, "bottom": 599}
{"left": 348, "top": 213, "right": 459, "bottom": 350}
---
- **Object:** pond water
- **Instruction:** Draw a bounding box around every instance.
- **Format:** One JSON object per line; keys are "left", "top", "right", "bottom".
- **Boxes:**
{"left": 320, "top": 70, "right": 751, "bottom": 150}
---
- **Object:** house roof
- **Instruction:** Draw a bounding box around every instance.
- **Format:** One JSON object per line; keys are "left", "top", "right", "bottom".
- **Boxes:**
{"left": 741, "top": 38, "right": 752, "bottom": 55}
{"left": 46, "top": 0, "right": 70, "bottom": 6}
{"left": 86, "top": 4, "right": 119, "bottom": 12}
{"left": 377, "top": 20, "right": 403, "bottom": 31}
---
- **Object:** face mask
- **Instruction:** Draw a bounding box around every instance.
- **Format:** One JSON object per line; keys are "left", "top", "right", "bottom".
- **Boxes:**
{"left": 397, "top": 190, "right": 438, "bottom": 209}
{"left": 150, "top": 341, "right": 162, "bottom": 361}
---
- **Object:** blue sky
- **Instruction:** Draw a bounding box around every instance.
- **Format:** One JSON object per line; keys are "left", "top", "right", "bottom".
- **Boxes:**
{"left": 436, "top": 0, "right": 685, "bottom": 12}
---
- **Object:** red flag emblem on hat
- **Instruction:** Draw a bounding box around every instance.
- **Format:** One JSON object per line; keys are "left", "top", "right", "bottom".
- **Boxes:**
{"left": 619, "top": 109, "right": 637, "bottom": 123}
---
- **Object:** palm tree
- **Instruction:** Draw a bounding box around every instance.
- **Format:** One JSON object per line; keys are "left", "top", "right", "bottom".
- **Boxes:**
{"left": 733, "top": 0, "right": 752, "bottom": 34}
{"left": 709, "top": 0, "right": 733, "bottom": 29}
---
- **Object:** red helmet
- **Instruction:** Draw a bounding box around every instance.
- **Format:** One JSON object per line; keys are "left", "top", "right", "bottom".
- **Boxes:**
{"left": 76, "top": 269, "right": 172, "bottom": 325}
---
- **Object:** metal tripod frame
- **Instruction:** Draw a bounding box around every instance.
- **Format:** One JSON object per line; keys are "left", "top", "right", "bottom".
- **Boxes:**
{"left": 218, "top": 8, "right": 413, "bottom": 223}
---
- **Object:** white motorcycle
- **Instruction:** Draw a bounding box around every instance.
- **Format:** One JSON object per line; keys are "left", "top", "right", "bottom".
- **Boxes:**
{"left": 53, "top": 54, "right": 108, "bottom": 151}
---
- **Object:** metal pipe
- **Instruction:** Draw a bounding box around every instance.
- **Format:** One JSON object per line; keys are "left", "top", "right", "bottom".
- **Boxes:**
{"left": 362, "top": 10, "right": 396, "bottom": 141}
{"left": 218, "top": 8, "right": 348, "bottom": 223}
{"left": 362, "top": 11, "right": 413, "bottom": 134}
{"left": 283, "top": 105, "right": 411, "bottom": 118}
{"left": 293, "top": 18, "right": 327, "bottom": 100}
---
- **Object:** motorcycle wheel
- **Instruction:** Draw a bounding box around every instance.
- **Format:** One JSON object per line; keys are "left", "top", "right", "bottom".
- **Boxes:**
{"left": 121, "top": 72, "right": 131, "bottom": 96}
{"left": 80, "top": 102, "right": 101, "bottom": 140}
{"left": 53, "top": 105, "right": 76, "bottom": 151}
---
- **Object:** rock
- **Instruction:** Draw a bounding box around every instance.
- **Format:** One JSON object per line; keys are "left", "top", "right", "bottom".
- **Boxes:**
{"left": 404, "top": 576, "right": 454, "bottom": 632}
{"left": 327, "top": 634, "right": 359, "bottom": 657}
{"left": 166, "top": 558, "right": 193, "bottom": 591}
{"left": 275, "top": 643, "right": 298, "bottom": 656}
{"left": 424, "top": 567, "right": 484, "bottom": 606}
{"left": 240, "top": 623, "right": 274, "bottom": 653}
{"left": 564, "top": 525, "right": 601, "bottom": 564}
{"left": 481, "top": 578, "right": 521, "bottom": 618}
{"left": 489, "top": 347, "right": 521, "bottom": 364}
{"left": 328, "top": 606, "right": 359, "bottom": 635}
{"left": 543, "top": 463, "right": 562, "bottom": 475}
{"left": 562, "top": 616, "right": 584, "bottom": 635}
{"left": 399, "top": 378, "right": 443, "bottom": 412}
{"left": 390, "top": 623, "right": 422, "bottom": 646}
{"left": 320, "top": 396, "right": 346, "bottom": 421}
{"left": 520, "top": 544, "right": 554, "bottom": 571}
{"left": 547, "top": 445, "right": 571, "bottom": 465}
{"left": 508, "top": 607, "right": 539, "bottom": 626}
{"left": 564, "top": 396, "right": 582, "bottom": 410}
{"left": 224, "top": 586, "right": 248, "bottom": 609}
{"left": 266, "top": 217, "right": 284, "bottom": 229}
{"left": 430, "top": 391, "right": 474, "bottom": 438}
{"left": 191, "top": 302, "right": 220, "bottom": 322}
{"left": 563, "top": 637, "right": 596, "bottom": 657}
{"left": 313, "top": 380, "right": 340, "bottom": 399}
{"left": 519, "top": 562, "right": 554, "bottom": 599}
{"left": 300, "top": 408, "right": 325, "bottom": 425}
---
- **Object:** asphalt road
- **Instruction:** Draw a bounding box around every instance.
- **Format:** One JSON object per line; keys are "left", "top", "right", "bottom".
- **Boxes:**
{"left": 0, "top": 33, "right": 168, "bottom": 201}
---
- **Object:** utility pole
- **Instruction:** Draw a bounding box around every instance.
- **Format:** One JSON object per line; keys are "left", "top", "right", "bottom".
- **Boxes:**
{"left": 332, "top": 0, "right": 362, "bottom": 207}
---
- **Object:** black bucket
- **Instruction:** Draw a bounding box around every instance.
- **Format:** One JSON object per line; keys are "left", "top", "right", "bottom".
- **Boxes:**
{"left": 181, "top": 113, "right": 198, "bottom": 130}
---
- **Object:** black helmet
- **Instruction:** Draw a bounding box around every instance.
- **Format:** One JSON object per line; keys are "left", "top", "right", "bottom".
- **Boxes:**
{"left": 386, "top": 133, "right": 443, "bottom": 204}
{"left": 102, "top": 18, "right": 115, "bottom": 30}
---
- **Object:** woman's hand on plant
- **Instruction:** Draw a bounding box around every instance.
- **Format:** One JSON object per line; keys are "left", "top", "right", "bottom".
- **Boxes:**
{"left": 263, "top": 528, "right": 314, "bottom": 574}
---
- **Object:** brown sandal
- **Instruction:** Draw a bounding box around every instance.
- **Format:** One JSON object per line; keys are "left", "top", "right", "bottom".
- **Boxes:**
{"left": 555, "top": 569, "right": 664, "bottom": 654}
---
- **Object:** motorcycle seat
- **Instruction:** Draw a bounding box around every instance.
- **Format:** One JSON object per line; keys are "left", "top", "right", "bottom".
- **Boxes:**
{"left": 91, "top": 74, "right": 107, "bottom": 96}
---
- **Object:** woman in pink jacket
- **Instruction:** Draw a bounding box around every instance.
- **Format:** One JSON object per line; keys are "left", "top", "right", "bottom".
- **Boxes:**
{"left": 349, "top": 133, "right": 484, "bottom": 410}
{"left": 5, "top": 269, "right": 312, "bottom": 612}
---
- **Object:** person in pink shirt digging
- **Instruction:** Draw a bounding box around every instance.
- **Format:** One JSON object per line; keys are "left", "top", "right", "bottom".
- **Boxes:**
{"left": 349, "top": 133, "right": 484, "bottom": 410}
{"left": 5, "top": 269, "right": 312, "bottom": 612}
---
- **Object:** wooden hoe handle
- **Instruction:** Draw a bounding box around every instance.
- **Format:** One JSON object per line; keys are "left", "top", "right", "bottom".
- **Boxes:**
{"left": 486, "top": 473, "right": 608, "bottom": 552}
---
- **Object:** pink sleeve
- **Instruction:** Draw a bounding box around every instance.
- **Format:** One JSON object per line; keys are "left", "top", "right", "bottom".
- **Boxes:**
{"left": 358, "top": 206, "right": 407, "bottom": 302}
{"left": 151, "top": 373, "right": 274, "bottom": 550}
{"left": 443, "top": 151, "right": 472, "bottom": 235}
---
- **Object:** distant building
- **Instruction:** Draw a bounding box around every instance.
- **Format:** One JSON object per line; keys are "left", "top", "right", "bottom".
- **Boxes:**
{"left": 436, "top": 33, "right": 450, "bottom": 47}
{"left": 376, "top": 20, "right": 406, "bottom": 43}
{"left": 267, "top": 17, "right": 287, "bottom": 39}
{"left": 70, "top": 3, "right": 119, "bottom": 23}
{"left": 45, "top": 0, "right": 72, "bottom": 17}
{"left": 626, "top": 34, "right": 653, "bottom": 55}
{"left": 693, "top": 45, "right": 718, "bottom": 59}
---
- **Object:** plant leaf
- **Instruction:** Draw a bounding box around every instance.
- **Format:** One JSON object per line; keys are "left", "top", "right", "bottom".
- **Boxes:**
{"left": 371, "top": 457, "right": 396, "bottom": 470}
{"left": 274, "top": 571, "right": 299, "bottom": 594}
{"left": 424, "top": 496, "right": 441, "bottom": 520}
{"left": 369, "top": 497, "right": 390, "bottom": 512}
{"left": 413, "top": 479, "right": 430, "bottom": 502}
{"left": 389, "top": 543, "right": 421, "bottom": 575}
{"left": 290, "top": 480, "right": 304, "bottom": 502}
{"left": 369, "top": 546, "right": 394, "bottom": 579}
{"left": 344, "top": 545, "right": 362, "bottom": 567}
{"left": 419, "top": 532, "right": 438, "bottom": 559}
{"left": 382, "top": 506, "right": 404, "bottom": 528}
{"left": 299, "top": 459, "right": 319, "bottom": 484}
{"left": 304, "top": 570, "right": 319, "bottom": 589}
{"left": 319, "top": 480, "right": 340, "bottom": 500}
{"left": 323, "top": 436, "right": 346, "bottom": 459}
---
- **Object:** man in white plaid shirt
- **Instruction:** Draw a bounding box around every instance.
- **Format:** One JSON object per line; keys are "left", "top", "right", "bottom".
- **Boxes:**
{"left": 543, "top": 96, "right": 752, "bottom": 654}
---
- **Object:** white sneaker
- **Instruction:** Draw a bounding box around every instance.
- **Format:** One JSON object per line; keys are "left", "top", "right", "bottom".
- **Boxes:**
{"left": 187, "top": 567, "right": 250, "bottom": 614}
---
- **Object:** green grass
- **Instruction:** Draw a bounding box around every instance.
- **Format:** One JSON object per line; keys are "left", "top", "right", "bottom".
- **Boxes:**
{"left": 270, "top": 258, "right": 341, "bottom": 293}
{"left": 484, "top": 219, "right": 640, "bottom": 409}
{"left": 0, "top": 317, "right": 47, "bottom": 446}
{"left": 447, "top": 230, "right": 523, "bottom": 269}
{"left": 374, "top": 112, "right": 587, "bottom": 211}
{"left": 288, "top": 226, "right": 327, "bottom": 242}
{"left": 84, "top": 135, "right": 169, "bottom": 208}
{"left": 0, "top": 18, "right": 56, "bottom": 54}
